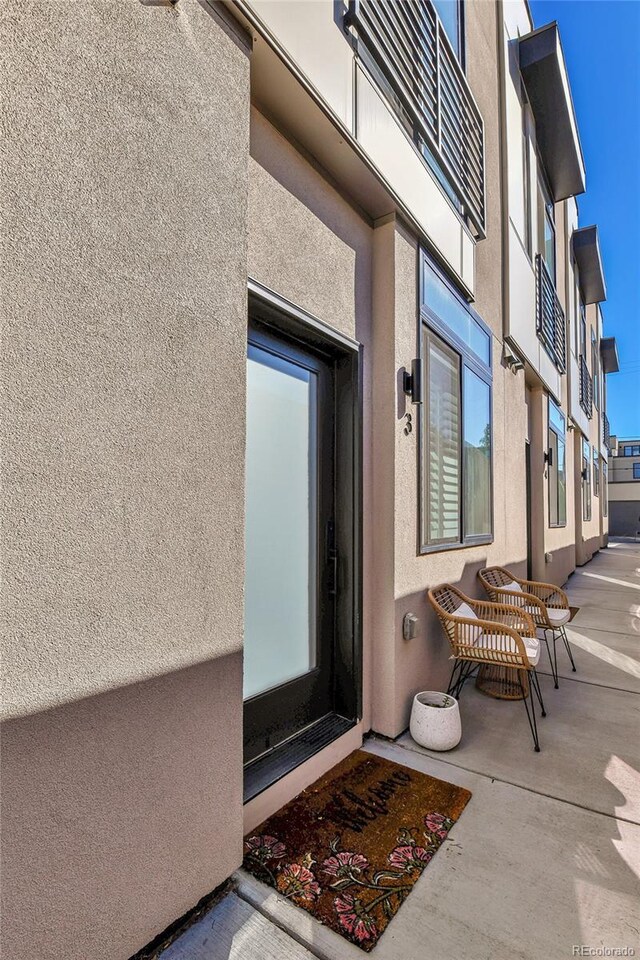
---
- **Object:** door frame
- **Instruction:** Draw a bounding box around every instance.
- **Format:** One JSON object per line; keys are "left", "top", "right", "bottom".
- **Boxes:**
{"left": 525, "top": 440, "right": 533, "bottom": 580}
{"left": 243, "top": 280, "right": 362, "bottom": 801}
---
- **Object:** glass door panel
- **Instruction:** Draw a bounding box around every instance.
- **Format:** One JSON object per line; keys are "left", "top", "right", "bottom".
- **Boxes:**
{"left": 243, "top": 322, "right": 335, "bottom": 766}
{"left": 244, "top": 346, "right": 318, "bottom": 699}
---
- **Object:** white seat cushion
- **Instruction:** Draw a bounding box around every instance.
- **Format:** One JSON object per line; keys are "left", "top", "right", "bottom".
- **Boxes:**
{"left": 546, "top": 607, "right": 571, "bottom": 625}
{"left": 452, "top": 602, "right": 482, "bottom": 642}
{"left": 525, "top": 605, "right": 571, "bottom": 626}
{"left": 500, "top": 579, "right": 523, "bottom": 593}
{"left": 476, "top": 630, "right": 540, "bottom": 666}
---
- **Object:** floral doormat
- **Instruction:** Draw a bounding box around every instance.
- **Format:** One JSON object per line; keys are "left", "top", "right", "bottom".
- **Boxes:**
{"left": 242, "top": 749, "right": 471, "bottom": 951}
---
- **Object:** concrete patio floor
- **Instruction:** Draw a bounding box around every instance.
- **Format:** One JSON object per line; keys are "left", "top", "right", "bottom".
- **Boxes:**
{"left": 161, "top": 540, "right": 640, "bottom": 959}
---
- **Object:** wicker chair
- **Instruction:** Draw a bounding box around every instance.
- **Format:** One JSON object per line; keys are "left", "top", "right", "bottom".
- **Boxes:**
{"left": 428, "top": 584, "right": 546, "bottom": 751}
{"left": 477, "top": 567, "right": 575, "bottom": 689}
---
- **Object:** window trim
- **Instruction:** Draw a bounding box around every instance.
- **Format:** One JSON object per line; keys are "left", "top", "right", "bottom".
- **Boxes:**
{"left": 582, "top": 438, "right": 592, "bottom": 522}
{"left": 433, "top": 0, "right": 466, "bottom": 69}
{"left": 547, "top": 396, "right": 566, "bottom": 529}
{"left": 419, "top": 254, "right": 493, "bottom": 554}
{"left": 591, "top": 328, "right": 600, "bottom": 412}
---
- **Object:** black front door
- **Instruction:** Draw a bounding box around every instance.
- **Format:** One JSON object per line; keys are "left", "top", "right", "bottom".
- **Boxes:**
{"left": 243, "top": 320, "right": 337, "bottom": 766}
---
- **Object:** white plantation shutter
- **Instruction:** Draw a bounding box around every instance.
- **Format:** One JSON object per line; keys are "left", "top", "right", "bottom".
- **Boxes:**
{"left": 426, "top": 332, "right": 460, "bottom": 543}
{"left": 420, "top": 255, "right": 493, "bottom": 549}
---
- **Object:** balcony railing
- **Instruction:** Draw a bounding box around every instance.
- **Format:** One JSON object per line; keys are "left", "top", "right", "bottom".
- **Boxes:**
{"left": 579, "top": 354, "right": 593, "bottom": 419}
{"left": 603, "top": 411, "right": 611, "bottom": 451}
{"left": 535, "top": 255, "right": 566, "bottom": 373}
{"left": 345, "top": 0, "right": 485, "bottom": 237}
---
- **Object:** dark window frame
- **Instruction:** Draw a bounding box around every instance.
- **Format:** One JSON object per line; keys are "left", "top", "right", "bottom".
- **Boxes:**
{"left": 548, "top": 396, "right": 567, "bottom": 528}
{"left": 582, "top": 437, "right": 592, "bottom": 522}
{"left": 432, "top": 0, "right": 466, "bottom": 68}
{"left": 633, "top": 463, "right": 640, "bottom": 480}
{"left": 419, "top": 253, "right": 493, "bottom": 554}
{"left": 591, "top": 328, "right": 600, "bottom": 412}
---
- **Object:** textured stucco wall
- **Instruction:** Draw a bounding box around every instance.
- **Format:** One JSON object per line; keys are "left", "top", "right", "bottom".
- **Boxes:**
{"left": 1, "top": 1, "right": 249, "bottom": 957}
{"left": 367, "top": 0, "right": 528, "bottom": 737}
{"left": 245, "top": 108, "right": 373, "bottom": 814}
{"left": 541, "top": 202, "right": 577, "bottom": 580}
{"left": 248, "top": 108, "right": 372, "bottom": 341}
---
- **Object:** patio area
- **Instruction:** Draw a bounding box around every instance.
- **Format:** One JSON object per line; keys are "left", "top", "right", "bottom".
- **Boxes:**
{"left": 161, "top": 540, "right": 640, "bottom": 959}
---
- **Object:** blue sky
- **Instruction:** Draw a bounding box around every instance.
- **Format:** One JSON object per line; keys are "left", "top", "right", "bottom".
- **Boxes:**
{"left": 529, "top": 0, "right": 640, "bottom": 438}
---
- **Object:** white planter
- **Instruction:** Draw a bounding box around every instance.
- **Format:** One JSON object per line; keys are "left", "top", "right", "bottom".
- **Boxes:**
{"left": 409, "top": 691, "right": 462, "bottom": 751}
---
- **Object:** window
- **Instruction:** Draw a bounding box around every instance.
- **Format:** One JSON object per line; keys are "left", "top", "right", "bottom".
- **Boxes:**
{"left": 421, "top": 256, "right": 492, "bottom": 550}
{"left": 579, "top": 302, "right": 587, "bottom": 358}
{"left": 540, "top": 175, "right": 555, "bottom": 283}
{"left": 634, "top": 463, "right": 640, "bottom": 480}
{"left": 548, "top": 398, "right": 566, "bottom": 527}
{"left": 591, "top": 329, "right": 600, "bottom": 411}
{"left": 432, "top": 0, "right": 464, "bottom": 61}
{"left": 346, "top": 0, "right": 484, "bottom": 235}
{"left": 603, "top": 462, "right": 608, "bottom": 516}
{"left": 593, "top": 447, "right": 599, "bottom": 497}
{"left": 522, "top": 109, "right": 533, "bottom": 258}
{"left": 544, "top": 208, "right": 556, "bottom": 283}
{"left": 582, "top": 438, "right": 591, "bottom": 521}
{"left": 623, "top": 445, "right": 640, "bottom": 457}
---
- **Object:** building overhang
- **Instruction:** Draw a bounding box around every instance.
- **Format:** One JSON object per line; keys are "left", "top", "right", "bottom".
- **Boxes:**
{"left": 519, "top": 22, "right": 586, "bottom": 201}
{"left": 600, "top": 337, "right": 620, "bottom": 374}
{"left": 573, "top": 225, "right": 607, "bottom": 304}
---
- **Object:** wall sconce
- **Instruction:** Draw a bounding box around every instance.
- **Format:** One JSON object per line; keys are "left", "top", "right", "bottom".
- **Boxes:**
{"left": 544, "top": 447, "right": 553, "bottom": 467}
{"left": 403, "top": 358, "right": 423, "bottom": 404}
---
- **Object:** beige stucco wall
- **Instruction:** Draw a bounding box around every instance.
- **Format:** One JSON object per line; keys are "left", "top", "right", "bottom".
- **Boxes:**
{"left": 381, "top": 225, "right": 528, "bottom": 737}
{"left": 244, "top": 108, "right": 374, "bottom": 817}
{"left": 528, "top": 385, "right": 577, "bottom": 585}
{"left": 524, "top": 202, "right": 578, "bottom": 585}
{"left": 1, "top": 2, "right": 249, "bottom": 957}
{"left": 369, "top": 0, "right": 528, "bottom": 737}
{"left": 609, "top": 482, "right": 640, "bottom": 502}
{"left": 248, "top": 108, "right": 371, "bottom": 341}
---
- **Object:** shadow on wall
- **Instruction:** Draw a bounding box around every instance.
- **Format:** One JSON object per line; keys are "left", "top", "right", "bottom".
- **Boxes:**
{"left": 0, "top": 653, "right": 243, "bottom": 960}
{"left": 392, "top": 557, "right": 506, "bottom": 735}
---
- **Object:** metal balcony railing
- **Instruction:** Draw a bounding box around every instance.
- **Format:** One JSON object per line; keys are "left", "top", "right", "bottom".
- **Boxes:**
{"left": 346, "top": 0, "right": 485, "bottom": 237}
{"left": 535, "top": 255, "right": 566, "bottom": 373}
{"left": 579, "top": 354, "right": 593, "bottom": 420}
{"left": 603, "top": 411, "right": 611, "bottom": 451}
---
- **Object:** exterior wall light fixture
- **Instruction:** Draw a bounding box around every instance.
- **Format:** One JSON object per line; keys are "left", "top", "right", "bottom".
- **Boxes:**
{"left": 403, "top": 358, "right": 423, "bottom": 404}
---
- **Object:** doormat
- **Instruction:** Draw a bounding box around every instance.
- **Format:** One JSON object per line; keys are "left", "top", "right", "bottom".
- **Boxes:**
{"left": 242, "top": 749, "right": 471, "bottom": 951}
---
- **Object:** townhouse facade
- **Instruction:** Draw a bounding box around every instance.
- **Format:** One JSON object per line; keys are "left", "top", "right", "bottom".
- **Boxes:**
{"left": 608, "top": 436, "right": 640, "bottom": 537}
{"left": 2, "top": 2, "right": 619, "bottom": 958}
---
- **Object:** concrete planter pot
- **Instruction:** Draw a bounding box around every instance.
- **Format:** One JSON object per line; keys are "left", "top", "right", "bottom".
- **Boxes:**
{"left": 409, "top": 691, "right": 462, "bottom": 751}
